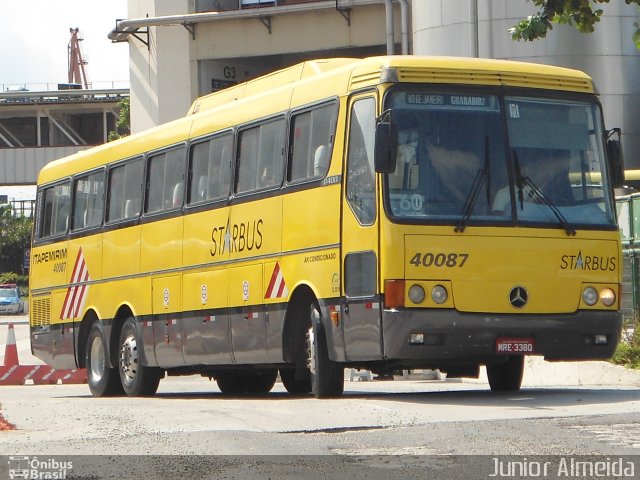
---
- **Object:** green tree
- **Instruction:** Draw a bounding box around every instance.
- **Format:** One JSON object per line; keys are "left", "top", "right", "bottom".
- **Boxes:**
{"left": 511, "top": 0, "right": 640, "bottom": 48}
{"left": 108, "top": 97, "right": 131, "bottom": 141}
{"left": 0, "top": 204, "right": 32, "bottom": 280}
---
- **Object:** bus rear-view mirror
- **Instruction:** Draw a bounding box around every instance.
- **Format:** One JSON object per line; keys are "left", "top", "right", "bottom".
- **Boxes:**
{"left": 375, "top": 121, "right": 398, "bottom": 174}
{"left": 607, "top": 128, "right": 624, "bottom": 188}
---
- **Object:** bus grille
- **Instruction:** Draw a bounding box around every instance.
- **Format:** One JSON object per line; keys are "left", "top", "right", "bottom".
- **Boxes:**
{"left": 31, "top": 297, "right": 51, "bottom": 327}
{"left": 396, "top": 67, "right": 593, "bottom": 93}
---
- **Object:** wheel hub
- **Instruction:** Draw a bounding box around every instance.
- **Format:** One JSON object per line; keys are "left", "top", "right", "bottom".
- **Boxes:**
{"left": 89, "top": 336, "right": 105, "bottom": 383}
{"left": 119, "top": 333, "right": 139, "bottom": 386}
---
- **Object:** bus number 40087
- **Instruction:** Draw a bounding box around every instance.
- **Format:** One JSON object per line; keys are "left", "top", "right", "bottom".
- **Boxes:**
{"left": 409, "top": 252, "right": 469, "bottom": 268}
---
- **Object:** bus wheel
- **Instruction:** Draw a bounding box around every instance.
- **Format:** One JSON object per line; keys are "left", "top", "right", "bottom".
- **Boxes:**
{"left": 279, "top": 367, "right": 311, "bottom": 394}
{"left": 86, "top": 323, "right": 123, "bottom": 397}
{"left": 308, "top": 306, "right": 344, "bottom": 398}
{"left": 216, "top": 369, "right": 277, "bottom": 395}
{"left": 248, "top": 369, "right": 278, "bottom": 393}
{"left": 118, "top": 317, "right": 162, "bottom": 397}
{"left": 487, "top": 356, "right": 524, "bottom": 392}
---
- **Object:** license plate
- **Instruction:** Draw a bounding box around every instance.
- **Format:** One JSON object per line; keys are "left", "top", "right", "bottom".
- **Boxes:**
{"left": 495, "top": 337, "right": 535, "bottom": 354}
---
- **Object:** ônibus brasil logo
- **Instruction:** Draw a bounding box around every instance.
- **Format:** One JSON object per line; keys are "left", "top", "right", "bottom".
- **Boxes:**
{"left": 8, "top": 456, "right": 73, "bottom": 480}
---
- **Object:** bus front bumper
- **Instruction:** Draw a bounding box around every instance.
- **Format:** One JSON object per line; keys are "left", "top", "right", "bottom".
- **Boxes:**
{"left": 382, "top": 309, "right": 622, "bottom": 364}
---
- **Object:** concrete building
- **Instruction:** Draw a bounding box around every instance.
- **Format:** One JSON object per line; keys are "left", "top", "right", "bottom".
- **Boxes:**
{"left": 0, "top": 88, "right": 128, "bottom": 185}
{"left": 111, "top": 0, "right": 639, "bottom": 165}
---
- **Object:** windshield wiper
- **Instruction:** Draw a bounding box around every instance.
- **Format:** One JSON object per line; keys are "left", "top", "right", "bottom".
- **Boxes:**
{"left": 455, "top": 137, "right": 491, "bottom": 233}
{"left": 513, "top": 151, "right": 576, "bottom": 236}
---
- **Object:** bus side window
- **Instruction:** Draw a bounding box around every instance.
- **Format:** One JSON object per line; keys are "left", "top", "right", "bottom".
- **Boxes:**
{"left": 236, "top": 128, "right": 259, "bottom": 193}
{"left": 165, "top": 147, "right": 186, "bottom": 209}
{"left": 188, "top": 133, "right": 232, "bottom": 205}
{"left": 218, "top": 138, "right": 232, "bottom": 196}
{"left": 258, "top": 118, "right": 285, "bottom": 189}
{"left": 39, "top": 182, "right": 71, "bottom": 238}
{"left": 189, "top": 140, "right": 211, "bottom": 204}
{"left": 107, "top": 165, "right": 125, "bottom": 221}
{"left": 123, "top": 160, "right": 143, "bottom": 218}
{"left": 107, "top": 157, "right": 143, "bottom": 222}
{"left": 237, "top": 119, "right": 284, "bottom": 194}
{"left": 146, "top": 147, "right": 186, "bottom": 213}
{"left": 73, "top": 170, "right": 105, "bottom": 230}
{"left": 146, "top": 153, "right": 165, "bottom": 213}
{"left": 258, "top": 120, "right": 285, "bottom": 188}
{"left": 288, "top": 102, "right": 337, "bottom": 183}
{"left": 73, "top": 191, "right": 88, "bottom": 230}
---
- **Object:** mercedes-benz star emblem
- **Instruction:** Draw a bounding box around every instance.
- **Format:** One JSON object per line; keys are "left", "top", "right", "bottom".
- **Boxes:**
{"left": 509, "top": 286, "right": 528, "bottom": 308}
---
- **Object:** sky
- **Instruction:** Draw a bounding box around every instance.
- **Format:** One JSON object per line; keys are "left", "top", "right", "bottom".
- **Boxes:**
{"left": 1, "top": 0, "right": 130, "bottom": 89}
{"left": 0, "top": 1, "right": 130, "bottom": 200}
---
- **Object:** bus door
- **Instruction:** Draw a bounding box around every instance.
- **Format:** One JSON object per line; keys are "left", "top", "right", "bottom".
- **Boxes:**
{"left": 340, "top": 95, "right": 383, "bottom": 360}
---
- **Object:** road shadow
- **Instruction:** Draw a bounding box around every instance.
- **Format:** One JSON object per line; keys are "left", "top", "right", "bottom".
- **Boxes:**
{"left": 141, "top": 383, "right": 640, "bottom": 411}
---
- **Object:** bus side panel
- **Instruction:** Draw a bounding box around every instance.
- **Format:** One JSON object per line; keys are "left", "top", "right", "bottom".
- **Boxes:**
{"left": 66, "top": 234, "right": 103, "bottom": 367}
{"left": 229, "top": 264, "right": 267, "bottom": 364}
{"left": 152, "top": 275, "right": 186, "bottom": 368}
{"left": 30, "top": 238, "right": 74, "bottom": 369}
{"left": 140, "top": 217, "right": 184, "bottom": 273}
{"left": 279, "top": 182, "right": 343, "bottom": 361}
{"left": 102, "top": 226, "right": 141, "bottom": 279}
{"left": 52, "top": 290, "right": 76, "bottom": 369}
{"left": 181, "top": 269, "right": 233, "bottom": 365}
{"left": 142, "top": 216, "right": 185, "bottom": 368}
{"left": 227, "top": 197, "right": 281, "bottom": 364}
{"left": 182, "top": 205, "right": 232, "bottom": 365}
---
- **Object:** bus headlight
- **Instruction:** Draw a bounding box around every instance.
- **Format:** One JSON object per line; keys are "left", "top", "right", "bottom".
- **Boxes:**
{"left": 431, "top": 285, "right": 448, "bottom": 305}
{"left": 408, "top": 284, "right": 426, "bottom": 304}
{"left": 582, "top": 287, "right": 598, "bottom": 306}
{"left": 599, "top": 288, "right": 616, "bottom": 307}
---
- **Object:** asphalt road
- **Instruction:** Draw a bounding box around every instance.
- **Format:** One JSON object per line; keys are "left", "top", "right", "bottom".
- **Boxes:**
{"left": 2, "top": 314, "right": 640, "bottom": 479}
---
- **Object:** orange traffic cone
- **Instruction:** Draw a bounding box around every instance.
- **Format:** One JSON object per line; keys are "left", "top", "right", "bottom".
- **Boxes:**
{"left": 0, "top": 403, "right": 16, "bottom": 430}
{"left": 3, "top": 323, "right": 19, "bottom": 367}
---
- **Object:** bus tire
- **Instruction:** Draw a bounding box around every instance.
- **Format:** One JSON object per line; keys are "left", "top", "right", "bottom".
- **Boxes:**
{"left": 279, "top": 368, "right": 311, "bottom": 394}
{"left": 487, "top": 355, "right": 524, "bottom": 392}
{"left": 86, "top": 323, "right": 123, "bottom": 397}
{"left": 118, "top": 317, "right": 162, "bottom": 397}
{"left": 308, "top": 306, "right": 344, "bottom": 398}
{"left": 216, "top": 369, "right": 277, "bottom": 395}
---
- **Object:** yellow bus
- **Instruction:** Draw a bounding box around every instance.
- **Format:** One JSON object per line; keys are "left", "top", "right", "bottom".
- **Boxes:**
{"left": 30, "top": 56, "right": 625, "bottom": 398}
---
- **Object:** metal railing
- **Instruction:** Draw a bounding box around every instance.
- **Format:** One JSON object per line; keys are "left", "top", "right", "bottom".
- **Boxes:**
{"left": 1, "top": 200, "right": 36, "bottom": 218}
{"left": 2, "top": 81, "right": 130, "bottom": 93}
{"left": 0, "top": 88, "right": 129, "bottom": 105}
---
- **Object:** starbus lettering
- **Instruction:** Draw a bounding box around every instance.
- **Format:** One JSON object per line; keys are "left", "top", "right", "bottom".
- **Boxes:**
{"left": 560, "top": 251, "right": 616, "bottom": 271}
{"left": 32, "top": 248, "right": 68, "bottom": 265}
{"left": 211, "top": 219, "right": 263, "bottom": 257}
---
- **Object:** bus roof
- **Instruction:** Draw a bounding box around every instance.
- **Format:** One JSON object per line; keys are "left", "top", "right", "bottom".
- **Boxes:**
{"left": 188, "top": 56, "right": 594, "bottom": 115}
{"left": 36, "top": 55, "right": 595, "bottom": 186}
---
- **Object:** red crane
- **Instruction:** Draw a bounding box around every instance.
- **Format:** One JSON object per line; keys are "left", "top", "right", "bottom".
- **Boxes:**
{"left": 68, "top": 28, "right": 89, "bottom": 89}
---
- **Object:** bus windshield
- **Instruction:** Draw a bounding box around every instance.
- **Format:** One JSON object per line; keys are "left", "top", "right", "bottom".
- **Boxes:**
{"left": 384, "top": 89, "right": 616, "bottom": 229}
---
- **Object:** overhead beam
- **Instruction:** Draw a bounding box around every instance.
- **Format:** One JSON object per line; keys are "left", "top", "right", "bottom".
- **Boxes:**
{"left": 107, "top": 0, "right": 382, "bottom": 42}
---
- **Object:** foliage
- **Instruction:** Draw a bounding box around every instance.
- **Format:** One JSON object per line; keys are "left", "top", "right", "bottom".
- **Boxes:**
{"left": 0, "top": 272, "right": 28, "bottom": 291}
{"left": 0, "top": 205, "right": 32, "bottom": 280}
{"left": 108, "top": 97, "right": 131, "bottom": 141}
{"left": 611, "top": 328, "right": 640, "bottom": 369}
{"left": 510, "top": 0, "right": 640, "bottom": 48}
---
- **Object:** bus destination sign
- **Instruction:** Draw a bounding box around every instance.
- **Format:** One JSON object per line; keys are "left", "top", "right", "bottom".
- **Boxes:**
{"left": 400, "top": 93, "right": 497, "bottom": 111}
